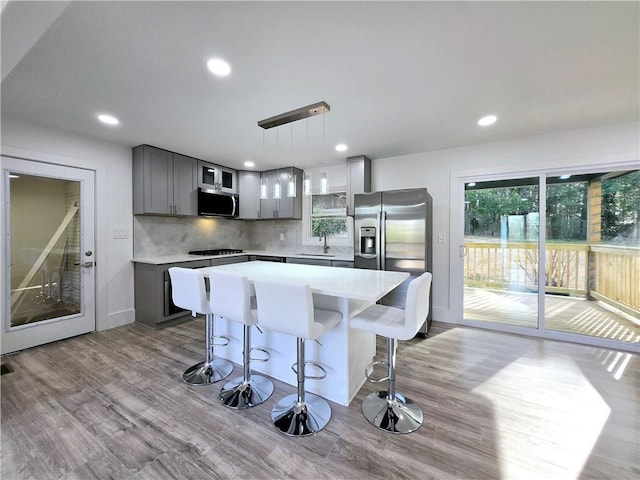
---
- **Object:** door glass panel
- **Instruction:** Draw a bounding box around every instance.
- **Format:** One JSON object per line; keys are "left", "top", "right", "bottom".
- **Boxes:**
{"left": 546, "top": 171, "right": 640, "bottom": 343}
{"left": 464, "top": 178, "right": 539, "bottom": 328}
{"left": 9, "top": 173, "right": 81, "bottom": 327}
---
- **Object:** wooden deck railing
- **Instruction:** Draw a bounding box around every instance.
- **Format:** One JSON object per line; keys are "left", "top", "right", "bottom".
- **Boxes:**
{"left": 464, "top": 242, "right": 640, "bottom": 316}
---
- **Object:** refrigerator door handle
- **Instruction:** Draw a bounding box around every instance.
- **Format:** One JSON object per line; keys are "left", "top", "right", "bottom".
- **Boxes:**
{"left": 380, "top": 210, "right": 386, "bottom": 270}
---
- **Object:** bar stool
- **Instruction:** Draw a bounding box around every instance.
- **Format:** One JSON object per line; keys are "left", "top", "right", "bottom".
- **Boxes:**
{"left": 349, "top": 272, "right": 432, "bottom": 434}
{"left": 253, "top": 279, "right": 342, "bottom": 436}
{"left": 168, "top": 267, "right": 233, "bottom": 385}
{"left": 209, "top": 271, "right": 274, "bottom": 409}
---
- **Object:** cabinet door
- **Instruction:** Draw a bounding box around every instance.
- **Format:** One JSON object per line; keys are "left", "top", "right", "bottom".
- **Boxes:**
{"left": 259, "top": 170, "right": 277, "bottom": 219}
{"left": 275, "top": 167, "right": 302, "bottom": 219}
{"left": 238, "top": 171, "right": 260, "bottom": 219}
{"left": 172, "top": 154, "right": 198, "bottom": 215}
{"left": 143, "top": 146, "right": 173, "bottom": 214}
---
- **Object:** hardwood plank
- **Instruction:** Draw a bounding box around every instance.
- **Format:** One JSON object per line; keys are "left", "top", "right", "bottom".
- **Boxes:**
{"left": 1, "top": 320, "right": 638, "bottom": 480}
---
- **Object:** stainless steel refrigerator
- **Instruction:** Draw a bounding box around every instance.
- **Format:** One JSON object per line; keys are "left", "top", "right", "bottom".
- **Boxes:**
{"left": 354, "top": 188, "right": 433, "bottom": 335}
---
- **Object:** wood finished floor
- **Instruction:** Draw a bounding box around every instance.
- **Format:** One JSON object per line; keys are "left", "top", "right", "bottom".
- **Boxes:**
{"left": 1, "top": 320, "right": 638, "bottom": 480}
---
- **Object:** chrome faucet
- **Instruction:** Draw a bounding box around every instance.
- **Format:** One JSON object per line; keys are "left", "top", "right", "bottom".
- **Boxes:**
{"left": 319, "top": 231, "right": 329, "bottom": 254}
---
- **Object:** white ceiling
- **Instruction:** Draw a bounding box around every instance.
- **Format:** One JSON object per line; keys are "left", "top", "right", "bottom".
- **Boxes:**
{"left": 1, "top": 1, "right": 638, "bottom": 171}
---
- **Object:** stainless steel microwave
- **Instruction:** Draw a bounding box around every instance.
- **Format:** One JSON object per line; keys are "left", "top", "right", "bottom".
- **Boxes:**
{"left": 197, "top": 188, "right": 239, "bottom": 217}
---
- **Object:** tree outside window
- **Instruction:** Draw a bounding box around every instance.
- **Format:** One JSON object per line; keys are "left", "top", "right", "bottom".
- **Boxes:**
{"left": 310, "top": 193, "right": 348, "bottom": 238}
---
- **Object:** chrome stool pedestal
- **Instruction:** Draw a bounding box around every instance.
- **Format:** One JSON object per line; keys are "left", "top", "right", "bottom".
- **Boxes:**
{"left": 183, "top": 313, "right": 232, "bottom": 385}
{"left": 361, "top": 338, "right": 423, "bottom": 434}
{"left": 271, "top": 338, "right": 331, "bottom": 436}
{"left": 220, "top": 325, "right": 273, "bottom": 409}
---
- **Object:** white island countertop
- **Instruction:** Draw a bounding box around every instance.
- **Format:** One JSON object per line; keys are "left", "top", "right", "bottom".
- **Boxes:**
{"left": 200, "top": 260, "right": 407, "bottom": 302}
{"left": 132, "top": 249, "right": 354, "bottom": 265}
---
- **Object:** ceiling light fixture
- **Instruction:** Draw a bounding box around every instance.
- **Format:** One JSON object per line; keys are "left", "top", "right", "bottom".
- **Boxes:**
{"left": 320, "top": 172, "right": 328, "bottom": 194}
{"left": 335, "top": 143, "right": 348, "bottom": 152}
{"left": 97, "top": 114, "right": 119, "bottom": 125}
{"left": 258, "top": 101, "right": 330, "bottom": 130}
{"left": 207, "top": 58, "right": 231, "bottom": 76}
{"left": 478, "top": 115, "right": 497, "bottom": 126}
{"left": 244, "top": 161, "right": 255, "bottom": 168}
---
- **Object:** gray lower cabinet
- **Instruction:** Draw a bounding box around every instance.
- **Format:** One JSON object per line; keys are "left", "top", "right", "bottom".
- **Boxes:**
{"left": 134, "top": 255, "right": 249, "bottom": 328}
{"left": 286, "top": 257, "right": 354, "bottom": 268}
{"left": 133, "top": 145, "right": 198, "bottom": 216}
{"left": 286, "top": 257, "right": 331, "bottom": 267}
{"left": 331, "top": 260, "right": 354, "bottom": 268}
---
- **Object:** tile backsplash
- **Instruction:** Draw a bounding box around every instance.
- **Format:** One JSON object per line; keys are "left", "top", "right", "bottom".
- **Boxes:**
{"left": 134, "top": 216, "right": 353, "bottom": 257}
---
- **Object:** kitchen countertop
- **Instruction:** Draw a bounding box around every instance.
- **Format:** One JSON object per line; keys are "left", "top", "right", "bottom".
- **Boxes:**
{"left": 132, "top": 250, "right": 354, "bottom": 265}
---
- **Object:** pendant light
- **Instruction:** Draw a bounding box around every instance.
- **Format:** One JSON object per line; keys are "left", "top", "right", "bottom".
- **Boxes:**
{"left": 260, "top": 177, "right": 268, "bottom": 199}
{"left": 303, "top": 172, "right": 311, "bottom": 196}
{"left": 320, "top": 172, "right": 328, "bottom": 194}
{"left": 273, "top": 180, "right": 282, "bottom": 199}
{"left": 287, "top": 174, "right": 297, "bottom": 197}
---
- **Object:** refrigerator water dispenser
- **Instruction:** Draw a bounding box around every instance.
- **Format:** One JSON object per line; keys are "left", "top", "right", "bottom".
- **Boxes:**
{"left": 360, "top": 227, "right": 377, "bottom": 255}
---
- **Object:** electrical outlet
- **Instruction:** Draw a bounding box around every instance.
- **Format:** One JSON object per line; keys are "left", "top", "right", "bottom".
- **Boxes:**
{"left": 437, "top": 233, "right": 445, "bottom": 243}
{"left": 113, "top": 230, "right": 129, "bottom": 239}
{"left": 280, "top": 233, "right": 285, "bottom": 240}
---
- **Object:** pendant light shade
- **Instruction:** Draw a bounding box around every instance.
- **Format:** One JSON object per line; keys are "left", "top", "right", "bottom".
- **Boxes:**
{"left": 260, "top": 177, "right": 268, "bottom": 199}
{"left": 320, "top": 172, "right": 328, "bottom": 194}
{"left": 273, "top": 180, "right": 281, "bottom": 199}
{"left": 303, "top": 172, "right": 311, "bottom": 196}
{"left": 287, "top": 175, "right": 296, "bottom": 197}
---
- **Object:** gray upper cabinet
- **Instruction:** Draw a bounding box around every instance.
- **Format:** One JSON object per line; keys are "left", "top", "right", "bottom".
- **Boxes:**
{"left": 133, "top": 145, "right": 197, "bottom": 215}
{"left": 238, "top": 170, "right": 260, "bottom": 219}
{"left": 198, "top": 160, "right": 237, "bottom": 194}
{"left": 346, "top": 155, "right": 371, "bottom": 216}
{"left": 260, "top": 167, "right": 302, "bottom": 219}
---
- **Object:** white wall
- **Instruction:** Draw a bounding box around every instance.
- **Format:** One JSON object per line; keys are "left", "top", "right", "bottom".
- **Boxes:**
{"left": 371, "top": 121, "right": 639, "bottom": 324}
{"left": 1, "top": 116, "right": 135, "bottom": 331}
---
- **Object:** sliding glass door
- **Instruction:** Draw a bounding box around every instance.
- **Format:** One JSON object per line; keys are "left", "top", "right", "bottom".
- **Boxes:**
{"left": 461, "top": 168, "right": 639, "bottom": 349}
{"left": 463, "top": 178, "right": 540, "bottom": 329}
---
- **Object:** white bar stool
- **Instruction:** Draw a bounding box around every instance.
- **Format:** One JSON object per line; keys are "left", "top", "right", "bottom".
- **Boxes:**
{"left": 209, "top": 271, "right": 274, "bottom": 409}
{"left": 253, "top": 279, "right": 342, "bottom": 436}
{"left": 168, "top": 267, "right": 233, "bottom": 385}
{"left": 350, "top": 272, "right": 432, "bottom": 434}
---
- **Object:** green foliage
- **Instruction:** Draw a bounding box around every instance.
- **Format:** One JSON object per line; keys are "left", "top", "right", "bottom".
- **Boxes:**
{"left": 311, "top": 218, "right": 348, "bottom": 237}
{"left": 601, "top": 171, "right": 640, "bottom": 243}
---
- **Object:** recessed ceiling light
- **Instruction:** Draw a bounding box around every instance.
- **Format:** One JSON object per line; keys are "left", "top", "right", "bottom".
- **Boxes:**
{"left": 335, "top": 143, "right": 348, "bottom": 152}
{"left": 244, "top": 161, "right": 255, "bottom": 168}
{"left": 207, "top": 58, "right": 231, "bottom": 76}
{"left": 97, "top": 114, "right": 119, "bottom": 125}
{"left": 478, "top": 115, "right": 497, "bottom": 127}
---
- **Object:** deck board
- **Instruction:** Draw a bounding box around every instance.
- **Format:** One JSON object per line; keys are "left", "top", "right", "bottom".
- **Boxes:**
{"left": 465, "top": 287, "right": 640, "bottom": 343}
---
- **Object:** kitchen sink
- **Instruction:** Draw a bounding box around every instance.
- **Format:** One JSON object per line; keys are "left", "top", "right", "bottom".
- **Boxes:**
{"left": 297, "top": 253, "right": 335, "bottom": 257}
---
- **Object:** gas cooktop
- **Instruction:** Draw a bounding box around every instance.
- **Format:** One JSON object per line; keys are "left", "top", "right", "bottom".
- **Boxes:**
{"left": 188, "top": 249, "right": 243, "bottom": 256}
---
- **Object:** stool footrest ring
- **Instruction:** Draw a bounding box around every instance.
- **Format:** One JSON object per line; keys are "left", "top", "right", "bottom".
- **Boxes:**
{"left": 365, "top": 360, "right": 389, "bottom": 383}
{"left": 211, "top": 335, "right": 230, "bottom": 347}
{"left": 292, "top": 361, "right": 327, "bottom": 380}
{"left": 249, "top": 347, "right": 270, "bottom": 363}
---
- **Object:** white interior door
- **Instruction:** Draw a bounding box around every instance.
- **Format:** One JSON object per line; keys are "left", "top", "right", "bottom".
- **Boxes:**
{"left": 1, "top": 156, "right": 95, "bottom": 354}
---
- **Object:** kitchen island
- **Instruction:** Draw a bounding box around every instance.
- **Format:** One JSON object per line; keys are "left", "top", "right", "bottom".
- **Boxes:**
{"left": 198, "top": 261, "right": 408, "bottom": 406}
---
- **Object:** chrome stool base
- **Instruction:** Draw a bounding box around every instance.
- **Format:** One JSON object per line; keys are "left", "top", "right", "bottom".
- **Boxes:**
{"left": 219, "top": 374, "right": 274, "bottom": 409}
{"left": 182, "top": 358, "right": 233, "bottom": 385}
{"left": 271, "top": 393, "right": 331, "bottom": 436}
{"left": 361, "top": 391, "right": 423, "bottom": 434}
